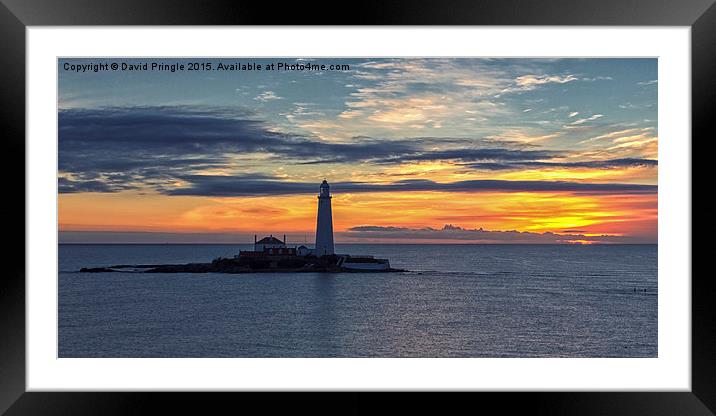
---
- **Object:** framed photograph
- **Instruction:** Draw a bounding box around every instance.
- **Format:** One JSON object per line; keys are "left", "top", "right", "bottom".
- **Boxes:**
{"left": 2, "top": 0, "right": 709, "bottom": 414}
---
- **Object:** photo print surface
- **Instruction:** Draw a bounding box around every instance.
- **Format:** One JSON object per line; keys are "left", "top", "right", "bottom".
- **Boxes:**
{"left": 58, "top": 58, "right": 657, "bottom": 357}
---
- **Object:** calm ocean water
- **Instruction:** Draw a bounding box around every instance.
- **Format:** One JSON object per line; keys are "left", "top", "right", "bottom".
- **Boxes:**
{"left": 58, "top": 244, "right": 657, "bottom": 357}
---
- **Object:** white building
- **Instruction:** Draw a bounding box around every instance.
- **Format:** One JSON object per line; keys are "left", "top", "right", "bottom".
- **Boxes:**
{"left": 314, "top": 180, "right": 335, "bottom": 256}
{"left": 254, "top": 235, "right": 286, "bottom": 252}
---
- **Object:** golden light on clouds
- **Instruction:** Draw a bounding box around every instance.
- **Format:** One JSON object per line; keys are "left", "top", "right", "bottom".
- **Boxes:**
{"left": 494, "top": 165, "right": 657, "bottom": 183}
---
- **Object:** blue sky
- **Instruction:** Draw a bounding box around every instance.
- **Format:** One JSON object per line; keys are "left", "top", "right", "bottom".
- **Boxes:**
{"left": 59, "top": 58, "right": 657, "bottom": 147}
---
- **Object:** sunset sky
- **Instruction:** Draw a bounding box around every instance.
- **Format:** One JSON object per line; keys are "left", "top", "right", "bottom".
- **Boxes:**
{"left": 58, "top": 58, "right": 657, "bottom": 244}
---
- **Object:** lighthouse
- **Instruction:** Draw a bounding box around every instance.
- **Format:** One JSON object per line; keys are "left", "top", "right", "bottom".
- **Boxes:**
{"left": 315, "top": 179, "right": 335, "bottom": 256}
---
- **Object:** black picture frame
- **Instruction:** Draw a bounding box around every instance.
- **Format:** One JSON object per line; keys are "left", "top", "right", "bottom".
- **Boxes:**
{"left": 1, "top": 0, "right": 709, "bottom": 414}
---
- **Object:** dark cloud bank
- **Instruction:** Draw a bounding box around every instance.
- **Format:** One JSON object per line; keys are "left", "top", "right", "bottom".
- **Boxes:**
{"left": 344, "top": 224, "right": 653, "bottom": 244}
{"left": 59, "top": 106, "right": 657, "bottom": 196}
{"left": 164, "top": 177, "right": 655, "bottom": 197}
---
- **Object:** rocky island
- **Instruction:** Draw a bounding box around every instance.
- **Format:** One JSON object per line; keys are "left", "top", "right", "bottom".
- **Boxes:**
{"left": 80, "top": 253, "right": 405, "bottom": 274}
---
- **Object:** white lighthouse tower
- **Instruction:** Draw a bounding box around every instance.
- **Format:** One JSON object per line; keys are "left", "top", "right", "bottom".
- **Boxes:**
{"left": 314, "top": 179, "right": 335, "bottom": 256}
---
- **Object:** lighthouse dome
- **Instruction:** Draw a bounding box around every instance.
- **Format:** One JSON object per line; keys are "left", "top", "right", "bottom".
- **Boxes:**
{"left": 319, "top": 180, "right": 330, "bottom": 197}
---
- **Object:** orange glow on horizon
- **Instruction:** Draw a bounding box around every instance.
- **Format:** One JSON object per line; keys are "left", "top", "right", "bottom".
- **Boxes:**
{"left": 59, "top": 189, "right": 657, "bottom": 242}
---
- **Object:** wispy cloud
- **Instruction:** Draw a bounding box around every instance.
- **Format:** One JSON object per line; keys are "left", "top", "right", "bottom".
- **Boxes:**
{"left": 578, "top": 128, "right": 653, "bottom": 144}
{"left": 467, "top": 158, "right": 657, "bottom": 171}
{"left": 484, "top": 130, "right": 560, "bottom": 144}
{"left": 581, "top": 76, "right": 614, "bottom": 82}
{"left": 495, "top": 73, "right": 581, "bottom": 97}
{"left": 514, "top": 74, "right": 578, "bottom": 87}
{"left": 576, "top": 127, "right": 658, "bottom": 160}
{"left": 254, "top": 91, "right": 282, "bottom": 102}
{"left": 565, "top": 114, "right": 604, "bottom": 127}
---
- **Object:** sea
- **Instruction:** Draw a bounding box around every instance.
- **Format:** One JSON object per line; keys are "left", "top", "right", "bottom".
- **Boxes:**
{"left": 58, "top": 244, "right": 657, "bottom": 358}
